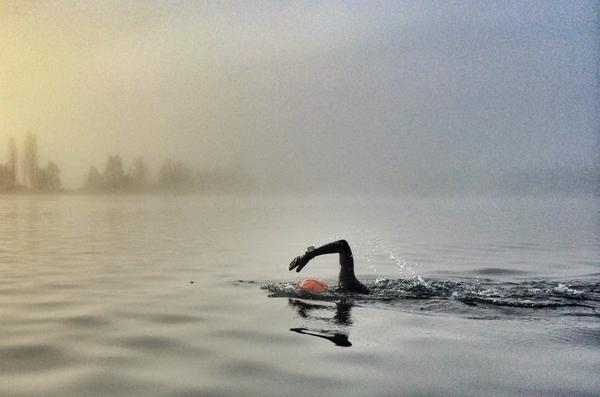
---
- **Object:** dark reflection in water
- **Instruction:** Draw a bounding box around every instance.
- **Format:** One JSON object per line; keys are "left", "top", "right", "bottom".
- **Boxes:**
{"left": 264, "top": 276, "right": 600, "bottom": 349}
{"left": 290, "top": 328, "right": 352, "bottom": 347}
{"left": 288, "top": 298, "right": 354, "bottom": 347}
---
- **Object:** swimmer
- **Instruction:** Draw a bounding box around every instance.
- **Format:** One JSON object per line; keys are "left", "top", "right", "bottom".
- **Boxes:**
{"left": 288, "top": 240, "right": 369, "bottom": 294}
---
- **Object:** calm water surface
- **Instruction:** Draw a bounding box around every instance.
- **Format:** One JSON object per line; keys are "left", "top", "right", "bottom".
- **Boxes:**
{"left": 1, "top": 195, "right": 599, "bottom": 396}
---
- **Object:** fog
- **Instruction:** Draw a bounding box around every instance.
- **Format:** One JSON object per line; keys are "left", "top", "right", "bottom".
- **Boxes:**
{"left": 1, "top": 1, "right": 598, "bottom": 194}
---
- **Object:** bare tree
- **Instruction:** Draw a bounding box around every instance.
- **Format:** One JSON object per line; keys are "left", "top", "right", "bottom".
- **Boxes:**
{"left": 159, "top": 159, "right": 192, "bottom": 190}
{"left": 36, "top": 161, "right": 61, "bottom": 191}
{"left": 0, "top": 164, "right": 8, "bottom": 190}
{"left": 84, "top": 166, "right": 103, "bottom": 191}
{"left": 7, "top": 137, "right": 17, "bottom": 188}
{"left": 23, "top": 132, "right": 38, "bottom": 189}
{"left": 104, "top": 155, "right": 128, "bottom": 191}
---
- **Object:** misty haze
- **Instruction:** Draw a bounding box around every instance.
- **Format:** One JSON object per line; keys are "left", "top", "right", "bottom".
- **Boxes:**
{"left": 1, "top": 2, "right": 599, "bottom": 397}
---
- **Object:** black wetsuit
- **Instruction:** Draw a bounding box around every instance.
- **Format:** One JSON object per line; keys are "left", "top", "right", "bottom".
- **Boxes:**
{"left": 289, "top": 240, "right": 369, "bottom": 294}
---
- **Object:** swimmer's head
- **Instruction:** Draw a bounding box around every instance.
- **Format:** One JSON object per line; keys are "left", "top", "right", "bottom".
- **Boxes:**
{"left": 298, "top": 279, "right": 328, "bottom": 293}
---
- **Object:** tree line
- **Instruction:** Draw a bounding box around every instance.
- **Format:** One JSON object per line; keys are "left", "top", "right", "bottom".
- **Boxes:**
{"left": 1, "top": 133, "right": 254, "bottom": 194}
{"left": 83, "top": 155, "right": 254, "bottom": 193}
{"left": 0, "top": 133, "right": 61, "bottom": 192}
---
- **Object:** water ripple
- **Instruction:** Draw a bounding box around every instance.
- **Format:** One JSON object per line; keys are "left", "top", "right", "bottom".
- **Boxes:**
{"left": 0, "top": 344, "right": 76, "bottom": 373}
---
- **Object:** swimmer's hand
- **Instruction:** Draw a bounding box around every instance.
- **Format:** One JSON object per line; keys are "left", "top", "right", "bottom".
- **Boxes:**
{"left": 288, "top": 246, "right": 315, "bottom": 272}
{"left": 288, "top": 255, "right": 308, "bottom": 272}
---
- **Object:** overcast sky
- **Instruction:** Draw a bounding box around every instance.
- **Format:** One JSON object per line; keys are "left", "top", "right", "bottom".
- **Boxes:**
{"left": 1, "top": 1, "right": 598, "bottom": 189}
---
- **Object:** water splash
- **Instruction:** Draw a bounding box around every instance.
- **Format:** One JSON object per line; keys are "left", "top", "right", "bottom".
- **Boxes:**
{"left": 261, "top": 278, "right": 600, "bottom": 316}
{"left": 365, "top": 236, "right": 428, "bottom": 286}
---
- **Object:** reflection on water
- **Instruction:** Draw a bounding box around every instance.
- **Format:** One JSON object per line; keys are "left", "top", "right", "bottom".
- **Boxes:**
{"left": 288, "top": 299, "right": 353, "bottom": 347}
{"left": 288, "top": 299, "right": 353, "bottom": 325}
{"left": 290, "top": 328, "right": 352, "bottom": 347}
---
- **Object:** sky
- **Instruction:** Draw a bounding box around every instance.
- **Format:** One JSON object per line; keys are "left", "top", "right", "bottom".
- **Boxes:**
{"left": 1, "top": 1, "right": 598, "bottom": 190}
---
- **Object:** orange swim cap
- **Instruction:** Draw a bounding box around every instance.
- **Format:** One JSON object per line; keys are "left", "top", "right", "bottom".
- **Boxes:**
{"left": 298, "top": 279, "right": 328, "bottom": 293}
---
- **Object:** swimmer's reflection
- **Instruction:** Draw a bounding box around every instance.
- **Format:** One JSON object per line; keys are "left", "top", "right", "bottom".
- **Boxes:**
{"left": 290, "top": 328, "right": 352, "bottom": 347}
{"left": 288, "top": 298, "right": 354, "bottom": 347}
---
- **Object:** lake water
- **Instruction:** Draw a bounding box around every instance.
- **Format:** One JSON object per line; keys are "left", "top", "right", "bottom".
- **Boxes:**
{"left": 1, "top": 194, "right": 599, "bottom": 396}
